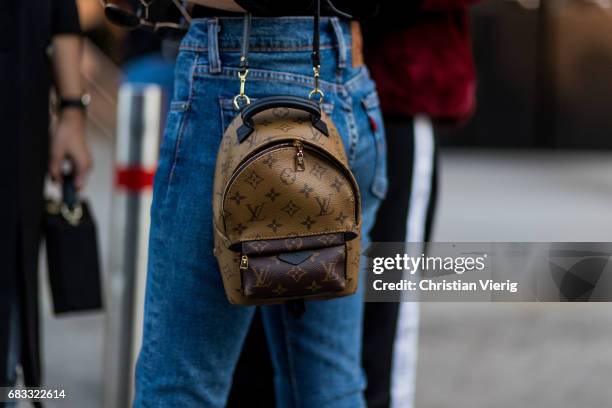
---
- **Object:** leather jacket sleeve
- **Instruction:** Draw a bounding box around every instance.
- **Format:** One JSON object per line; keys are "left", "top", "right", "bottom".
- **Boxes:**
{"left": 52, "top": 0, "right": 81, "bottom": 35}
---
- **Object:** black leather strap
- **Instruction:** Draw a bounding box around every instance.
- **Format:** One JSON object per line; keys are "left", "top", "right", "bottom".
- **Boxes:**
{"left": 242, "top": 96, "right": 321, "bottom": 123}
{"left": 237, "top": 0, "right": 321, "bottom": 87}
{"left": 239, "top": 13, "right": 251, "bottom": 72}
{"left": 236, "top": 96, "right": 329, "bottom": 143}
{"left": 62, "top": 170, "right": 78, "bottom": 209}
{"left": 234, "top": 1, "right": 327, "bottom": 143}
{"left": 311, "top": 0, "right": 320, "bottom": 69}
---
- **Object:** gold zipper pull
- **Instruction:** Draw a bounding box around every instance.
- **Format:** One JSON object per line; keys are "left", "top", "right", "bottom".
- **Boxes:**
{"left": 294, "top": 141, "right": 305, "bottom": 171}
{"left": 240, "top": 255, "right": 249, "bottom": 270}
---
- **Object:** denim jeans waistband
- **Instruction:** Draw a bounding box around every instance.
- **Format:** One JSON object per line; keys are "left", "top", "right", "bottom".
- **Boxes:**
{"left": 180, "top": 16, "right": 351, "bottom": 73}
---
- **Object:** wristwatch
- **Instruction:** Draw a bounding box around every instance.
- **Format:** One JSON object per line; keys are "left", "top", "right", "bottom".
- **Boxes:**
{"left": 59, "top": 93, "right": 91, "bottom": 111}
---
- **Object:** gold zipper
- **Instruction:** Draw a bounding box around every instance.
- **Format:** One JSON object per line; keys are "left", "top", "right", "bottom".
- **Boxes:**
{"left": 240, "top": 255, "right": 249, "bottom": 270}
{"left": 294, "top": 141, "right": 305, "bottom": 171}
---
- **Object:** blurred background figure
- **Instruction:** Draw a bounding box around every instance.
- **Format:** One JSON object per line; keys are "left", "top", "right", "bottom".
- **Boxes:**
{"left": 119, "top": 0, "right": 180, "bottom": 106}
{"left": 363, "top": 1, "right": 478, "bottom": 407}
{"left": 0, "top": 0, "right": 92, "bottom": 400}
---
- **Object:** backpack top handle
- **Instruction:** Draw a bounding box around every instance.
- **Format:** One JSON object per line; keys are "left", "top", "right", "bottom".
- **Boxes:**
{"left": 236, "top": 96, "right": 329, "bottom": 143}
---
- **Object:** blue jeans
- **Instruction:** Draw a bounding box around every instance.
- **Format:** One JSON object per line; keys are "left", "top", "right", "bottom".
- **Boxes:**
{"left": 134, "top": 16, "right": 387, "bottom": 408}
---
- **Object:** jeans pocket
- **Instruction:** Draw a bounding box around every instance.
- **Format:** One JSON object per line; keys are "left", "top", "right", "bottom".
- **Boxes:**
{"left": 361, "top": 91, "right": 388, "bottom": 200}
{"left": 157, "top": 100, "right": 189, "bottom": 196}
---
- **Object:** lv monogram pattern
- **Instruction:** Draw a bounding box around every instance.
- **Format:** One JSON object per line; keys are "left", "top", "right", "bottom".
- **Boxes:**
{"left": 213, "top": 107, "right": 362, "bottom": 305}
{"left": 242, "top": 233, "right": 347, "bottom": 299}
{"left": 223, "top": 147, "right": 357, "bottom": 243}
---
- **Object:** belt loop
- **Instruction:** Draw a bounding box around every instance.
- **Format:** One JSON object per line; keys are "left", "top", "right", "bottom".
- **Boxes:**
{"left": 208, "top": 18, "right": 222, "bottom": 74}
{"left": 330, "top": 17, "right": 347, "bottom": 69}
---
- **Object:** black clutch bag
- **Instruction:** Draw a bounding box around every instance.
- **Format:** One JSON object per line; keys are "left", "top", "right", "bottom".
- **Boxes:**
{"left": 44, "top": 172, "right": 103, "bottom": 314}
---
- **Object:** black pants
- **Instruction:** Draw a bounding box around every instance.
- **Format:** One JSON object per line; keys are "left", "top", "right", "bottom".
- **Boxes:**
{"left": 363, "top": 116, "right": 438, "bottom": 407}
{"left": 227, "top": 116, "right": 438, "bottom": 408}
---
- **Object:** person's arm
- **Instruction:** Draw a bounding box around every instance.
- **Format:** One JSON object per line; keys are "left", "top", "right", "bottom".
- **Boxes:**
{"left": 49, "top": 0, "right": 92, "bottom": 189}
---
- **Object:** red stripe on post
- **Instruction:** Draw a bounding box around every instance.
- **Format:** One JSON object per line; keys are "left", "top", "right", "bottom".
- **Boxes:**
{"left": 115, "top": 166, "right": 156, "bottom": 192}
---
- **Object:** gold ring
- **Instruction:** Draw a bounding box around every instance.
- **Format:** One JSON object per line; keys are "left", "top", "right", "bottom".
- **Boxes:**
{"left": 308, "top": 88, "right": 324, "bottom": 103}
{"left": 233, "top": 94, "right": 251, "bottom": 110}
{"left": 60, "top": 202, "right": 83, "bottom": 226}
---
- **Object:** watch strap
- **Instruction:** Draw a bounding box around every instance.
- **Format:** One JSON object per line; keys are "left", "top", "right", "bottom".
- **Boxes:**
{"left": 59, "top": 94, "right": 90, "bottom": 110}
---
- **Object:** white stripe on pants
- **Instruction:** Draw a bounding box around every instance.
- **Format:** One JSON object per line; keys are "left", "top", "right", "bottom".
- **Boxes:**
{"left": 391, "top": 115, "right": 435, "bottom": 408}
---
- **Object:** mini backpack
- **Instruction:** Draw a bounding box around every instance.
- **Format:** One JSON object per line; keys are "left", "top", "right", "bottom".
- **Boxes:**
{"left": 212, "top": 9, "right": 362, "bottom": 305}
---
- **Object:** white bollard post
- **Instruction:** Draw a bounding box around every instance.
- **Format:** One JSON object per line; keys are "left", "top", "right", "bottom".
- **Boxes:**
{"left": 104, "top": 84, "right": 162, "bottom": 408}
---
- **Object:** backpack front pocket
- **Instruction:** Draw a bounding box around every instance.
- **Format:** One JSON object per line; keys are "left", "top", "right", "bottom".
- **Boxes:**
{"left": 240, "top": 233, "right": 347, "bottom": 299}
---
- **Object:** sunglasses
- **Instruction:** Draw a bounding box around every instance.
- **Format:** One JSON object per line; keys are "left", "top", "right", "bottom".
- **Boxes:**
{"left": 101, "top": 0, "right": 191, "bottom": 38}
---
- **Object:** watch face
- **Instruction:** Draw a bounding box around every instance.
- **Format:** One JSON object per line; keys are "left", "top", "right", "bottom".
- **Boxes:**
{"left": 81, "top": 93, "right": 91, "bottom": 107}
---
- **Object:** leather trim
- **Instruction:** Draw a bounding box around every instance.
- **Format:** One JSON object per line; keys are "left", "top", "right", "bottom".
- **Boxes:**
{"left": 278, "top": 250, "right": 313, "bottom": 265}
{"left": 237, "top": 95, "right": 329, "bottom": 143}
{"left": 241, "top": 233, "right": 345, "bottom": 255}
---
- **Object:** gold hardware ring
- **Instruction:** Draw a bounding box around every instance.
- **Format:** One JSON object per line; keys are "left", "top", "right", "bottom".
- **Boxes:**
{"left": 60, "top": 202, "right": 84, "bottom": 226}
{"left": 233, "top": 94, "right": 251, "bottom": 110}
{"left": 308, "top": 88, "right": 324, "bottom": 103}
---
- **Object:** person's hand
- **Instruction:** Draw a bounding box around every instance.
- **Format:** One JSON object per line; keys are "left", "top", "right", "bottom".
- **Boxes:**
{"left": 49, "top": 109, "right": 93, "bottom": 189}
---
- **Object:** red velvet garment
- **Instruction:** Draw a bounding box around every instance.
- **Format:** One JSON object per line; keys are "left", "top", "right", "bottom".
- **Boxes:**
{"left": 365, "top": 0, "right": 479, "bottom": 123}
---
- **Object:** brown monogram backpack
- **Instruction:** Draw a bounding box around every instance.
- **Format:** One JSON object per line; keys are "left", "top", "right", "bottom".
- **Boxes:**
{"left": 212, "top": 10, "right": 361, "bottom": 306}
